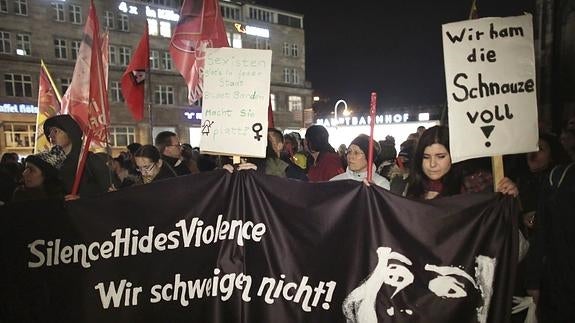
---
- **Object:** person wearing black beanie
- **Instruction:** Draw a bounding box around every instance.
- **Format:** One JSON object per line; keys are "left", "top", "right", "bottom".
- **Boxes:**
{"left": 11, "top": 146, "right": 67, "bottom": 202}
{"left": 330, "top": 134, "right": 390, "bottom": 188}
{"left": 43, "top": 115, "right": 110, "bottom": 197}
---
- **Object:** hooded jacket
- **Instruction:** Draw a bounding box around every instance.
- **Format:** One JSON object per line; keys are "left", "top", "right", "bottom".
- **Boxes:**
{"left": 43, "top": 115, "right": 110, "bottom": 196}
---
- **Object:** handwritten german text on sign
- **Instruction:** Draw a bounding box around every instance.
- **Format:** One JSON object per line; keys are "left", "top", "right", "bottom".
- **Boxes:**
{"left": 442, "top": 14, "right": 538, "bottom": 162}
{"left": 200, "top": 48, "right": 272, "bottom": 157}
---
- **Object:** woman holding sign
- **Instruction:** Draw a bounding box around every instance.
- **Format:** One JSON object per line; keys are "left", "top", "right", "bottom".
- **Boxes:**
{"left": 404, "top": 126, "right": 518, "bottom": 199}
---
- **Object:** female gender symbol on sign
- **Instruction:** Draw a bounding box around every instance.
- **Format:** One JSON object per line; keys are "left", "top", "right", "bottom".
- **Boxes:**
{"left": 252, "top": 123, "right": 263, "bottom": 141}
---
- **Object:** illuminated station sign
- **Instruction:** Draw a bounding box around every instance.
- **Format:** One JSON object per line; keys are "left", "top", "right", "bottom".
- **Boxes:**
{"left": 316, "top": 113, "right": 411, "bottom": 127}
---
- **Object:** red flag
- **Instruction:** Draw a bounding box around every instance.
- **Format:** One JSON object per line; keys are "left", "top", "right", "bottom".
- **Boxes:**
{"left": 268, "top": 96, "right": 274, "bottom": 128}
{"left": 68, "top": 0, "right": 109, "bottom": 194}
{"left": 121, "top": 23, "right": 149, "bottom": 121}
{"left": 35, "top": 61, "right": 62, "bottom": 153}
{"left": 169, "top": 0, "right": 228, "bottom": 104}
{"left": 88, "top": 4, "right": 110, "bottom": 144}
{"left": 61, "top": 0, "right": 109, "bottom": 144}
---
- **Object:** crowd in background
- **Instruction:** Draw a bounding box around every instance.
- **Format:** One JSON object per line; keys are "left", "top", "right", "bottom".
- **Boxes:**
{"left": 1, "top": 114, "right": 575, "bottom": 321}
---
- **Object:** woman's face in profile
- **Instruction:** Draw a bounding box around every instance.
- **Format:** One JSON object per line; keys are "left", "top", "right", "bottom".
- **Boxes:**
{"left": 422, "top": 143, "right": 452, "bottom": 181}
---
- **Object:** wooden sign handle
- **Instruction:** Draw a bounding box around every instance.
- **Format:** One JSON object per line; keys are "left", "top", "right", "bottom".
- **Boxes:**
{"left": 491, "top": 155, "right": 504, "bottom": 192}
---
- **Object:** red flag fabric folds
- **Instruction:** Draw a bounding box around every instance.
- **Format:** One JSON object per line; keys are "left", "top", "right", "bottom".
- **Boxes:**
{"left": 35, "top": 61, "right": 62, "bottom": 153}
{"left": 169, "top": 0, "right": 228, "bottom": 104}
{"left": 61, "top": 0, "right": 109, "bottom": 144}
{"left": 121, "top": 23, "right": 149, "bottom": 121}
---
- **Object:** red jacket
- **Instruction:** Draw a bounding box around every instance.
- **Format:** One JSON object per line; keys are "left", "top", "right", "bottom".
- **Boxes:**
{"left": 307, "top": 152, "right": 344, "bottom": 182}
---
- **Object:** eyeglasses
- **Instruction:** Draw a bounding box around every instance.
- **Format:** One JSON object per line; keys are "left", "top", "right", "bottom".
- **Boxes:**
{"left": 346, "top": 149, "right": 364, "bottom": 157}
{"left": 48, "top": 127, "right": 61, "bottom": 136}
{"left": 167, "top": 142, "right": 182, "bottom": 148}
{"left": 137, "top": 162, "right": 156, "bottom": 174}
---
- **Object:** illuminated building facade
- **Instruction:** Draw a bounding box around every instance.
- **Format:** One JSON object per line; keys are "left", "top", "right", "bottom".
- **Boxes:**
{"left": 0, "top": 0, "right": 312, "bottom": 155}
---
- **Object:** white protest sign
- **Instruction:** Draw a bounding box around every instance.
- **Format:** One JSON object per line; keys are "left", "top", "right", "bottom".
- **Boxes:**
{"left": 200, "top": 48, "right": 272, "bottom": 157}
{"left": 442, "top": 14, "right": 539, "bottom": 163}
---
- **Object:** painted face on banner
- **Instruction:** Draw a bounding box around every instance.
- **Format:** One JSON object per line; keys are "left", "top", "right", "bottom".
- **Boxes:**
{"left": 422, "top": 143, "right": 452, "bottom": 181}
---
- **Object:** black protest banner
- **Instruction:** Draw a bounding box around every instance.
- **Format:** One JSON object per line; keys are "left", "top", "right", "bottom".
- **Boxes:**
{"left": 0, "top": 171, "right": 517, "bottom": 322}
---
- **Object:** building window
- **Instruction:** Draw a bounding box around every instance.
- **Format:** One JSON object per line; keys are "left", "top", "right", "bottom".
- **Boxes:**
{"left": 16, "top": 33, "right": 31, "bottom": 56}
{"left": 52, "top": 3, "right": 64, "bottom": 21}
{"left": 255, "top": 38, "right": 270, "bottom": 50}
{"left": 221, "top": 4, "right": 240, "bottom": 20}
{"left": 162, "top": 51, "right": 172, "bottom": 70}
{"left": 0, "top": 0, "right": 7, "bottom": 13}
{"left": 60, "top": 78, "right": 71, "bottom": 94}
{"left": 291, "top": 69, "right": 299, "bottom": 84}
{"left": 288, "top": 96, "right": 302, "bottom": 112}
{"left": 110, "top": 81, "right": 123, "bottom": 102}
{"left": 71, "top": 40, "right": 81, "bottom": 60}
{"left": 283, "top": 68, "right": 299, "bottom": 84}
{"left": 150, "top": 50, "right": 159, "bottom": 70}
{"left": 109, "top": 45, "right": 117, "bottom": 65}
{"left": 291, "top": 44, "right": 298, "bottom": 57}
{"left": 248, "top": 7, "right": 273, "bottom": 23}
{"left": 154, "top": 85, "right": 174, "bottom": 105}
{"left": 118, "top": 14, "right": 129, "bottom": 32}
{"left": 0, "top": 31, "right": 11, "bottom": 54}
{"left": 109, "top": 126, "right": 135, "bottom": 147}
{"left": 4, "top": 73, "right": 32, "bottom": 97}
{"left": 277, "top": 13, "right": 302, "bottom": 29}
{"left": 270, "top": 93, "right": 276, "bottom": 111}
{"left": 3, "top": 123, "right": 35, "bottom": 148}
{"left": 150, "top": 0, "right": 175, "bottom": 6}
{"left": 54, "top": 39, "right": 67, "bottom": 59}
{"left": 283, "top": 68, "right": 290, "bottom": 83}
{"left": 283, "top": 42, "right": 290, "bottom": 56}
{"left": 14, "top": 0, "right": 27, "bottom": 15}
{"left": 119, "top": 46, "right": 131, "bottom": 66}
{"left": 104, "top": 11, "right": 114, "bottom": 29}
{"left": 69, "top": 4, "right": 82, "bottom": 24}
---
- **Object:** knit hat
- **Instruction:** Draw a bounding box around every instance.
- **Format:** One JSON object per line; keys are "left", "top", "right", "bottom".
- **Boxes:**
{"left": 350, "top": 134, "right": 380, "bottom": 158}
{"left": 25, "top": 146, "right": 66, "bottom": 178}
{"left": 43, "top": 115, "right": 83, "bottom": 143}
{"left": 398, "top": 147, "right": 412, "bottom": 161}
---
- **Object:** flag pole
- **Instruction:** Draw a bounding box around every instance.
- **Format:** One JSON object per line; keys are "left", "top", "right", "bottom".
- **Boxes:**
{"left": 146, "top": 31, "right": 153, "bottom": 143}
{"left": 41, "top": 60, "right": 62, "bottom": 103}
{"left": 71, "top": 131, "right": 93, "bottom": 195}
{"left": 367, "top": 92, "right": 377, "bottom": 182}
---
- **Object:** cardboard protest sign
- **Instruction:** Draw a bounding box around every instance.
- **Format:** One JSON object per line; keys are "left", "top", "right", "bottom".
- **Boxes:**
{"left": 200, "top": 48, "right": 272, "bottom": 157}
{"left": 442, "top": 14, "right": 538, "bottom": 162}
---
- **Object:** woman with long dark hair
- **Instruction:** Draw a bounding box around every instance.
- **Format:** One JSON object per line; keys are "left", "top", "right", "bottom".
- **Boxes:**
{"left": 405, "top": 126, "right": 518, "bottom": 199}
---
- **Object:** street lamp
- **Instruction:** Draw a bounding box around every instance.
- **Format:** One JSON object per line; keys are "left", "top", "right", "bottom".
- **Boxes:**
{"left": 334, "top": 99, "right": 351, "bottom": 128}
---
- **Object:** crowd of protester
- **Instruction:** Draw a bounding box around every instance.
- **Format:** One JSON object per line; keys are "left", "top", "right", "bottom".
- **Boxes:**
{"left": 1, "top": 113, "right": 574, "bottom": 321}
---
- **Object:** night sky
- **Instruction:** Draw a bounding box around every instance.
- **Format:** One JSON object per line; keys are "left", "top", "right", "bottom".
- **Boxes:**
{"left": 254, "top": 0, "right": 536, "bottom": 112}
